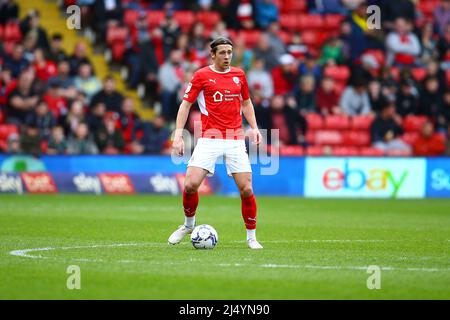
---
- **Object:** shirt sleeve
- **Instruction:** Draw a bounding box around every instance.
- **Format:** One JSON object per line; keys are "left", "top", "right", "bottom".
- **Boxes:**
{"left": 183, "top": 71, "right": 203, "bottom": 104}
{"left": 240, "top": 72, "right": 250, "bottom": 101}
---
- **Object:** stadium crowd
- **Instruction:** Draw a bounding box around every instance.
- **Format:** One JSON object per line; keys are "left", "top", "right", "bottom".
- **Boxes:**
{"left": 1, "top": 0, "right": 450, "bottom": 157}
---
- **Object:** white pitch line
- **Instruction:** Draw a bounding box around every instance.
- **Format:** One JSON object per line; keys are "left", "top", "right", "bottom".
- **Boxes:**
{"left": 8, "top": 242, "right": 450, "bottom": 273}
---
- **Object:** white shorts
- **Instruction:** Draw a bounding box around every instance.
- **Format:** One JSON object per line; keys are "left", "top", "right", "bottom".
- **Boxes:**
{"left": 188, "top": 138, "right": 252, "bottom": 177}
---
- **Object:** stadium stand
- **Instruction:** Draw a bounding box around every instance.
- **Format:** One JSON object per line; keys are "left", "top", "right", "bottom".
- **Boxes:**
{"left": 0, "top": 0, "right": 449, "bottom": 157}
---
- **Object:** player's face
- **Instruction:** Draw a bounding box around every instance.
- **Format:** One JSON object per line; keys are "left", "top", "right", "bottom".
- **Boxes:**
{"left": 212, "top": 44, "right": 233, "bottom": 70}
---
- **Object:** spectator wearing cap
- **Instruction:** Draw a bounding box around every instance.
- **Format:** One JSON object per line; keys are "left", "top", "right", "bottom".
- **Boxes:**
{"left": 396, "top": 78, "right": 419, "bottom": 117}
{"left": 95, "top": 111, "right": 124, "bottom": 154}
{"left": 272, "top": 53, "right": 298, "bottom": 95}
{"left": 413, "top": 121, "right": 446, "bottom": 156}
{"left": 298, "top": 52, "right": 321, "bottom": 82}
{"left": 248, "top": 59, "right": 273, "bottom": 99}
{"left": 25, "top": 99, "right": 56, "bottom": 140}
{"left": 47, "top": 126, "right": 67, "bottom": 155}
{"left": 7, "top": 69, "right": 39, "bottom": 126}
{"left": 237, "top": 0, "right": 255, "bottom": 29}
{"left": 42, "top": 77, "right": 68, "bottom": 119}
{"left": 90, "top": 75, "right": 124, "bottom": 114}
{"left": 370, "top": 101, "right": 411, "bottom": 154}
{"left": 386, "top": 18, "right": 421, "bottom": 66}
{"left": 316, "top": 76, "right": 341, "bottom": 115}
{"left": 74, "top": 62, "right": 101, "bottom": 104}
{"left": 46, "top": 33, "right": 68, "bottom": 64}
{"left": 339, "top": 77, "right": 371, "bottom": 115}
{"left": 67, "top": 122, "right": 98, "bottom": 155}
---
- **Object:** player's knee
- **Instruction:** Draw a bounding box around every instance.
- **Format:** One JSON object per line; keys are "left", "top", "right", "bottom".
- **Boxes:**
{"left": 239, "top": 185, "right": 253, "bottom": 198}
{"left": 184, "top": 181, "right": 200, "bottom": 194}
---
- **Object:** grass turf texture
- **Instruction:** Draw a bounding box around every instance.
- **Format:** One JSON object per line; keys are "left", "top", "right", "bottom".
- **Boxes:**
{"left": 0, "top": 194, "right": 449, "bottom": 299}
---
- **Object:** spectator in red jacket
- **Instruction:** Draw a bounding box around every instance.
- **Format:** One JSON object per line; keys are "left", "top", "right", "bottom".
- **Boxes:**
{"left": 316, "top": 76, "right": 341, "bottom": 115}
{"left": 33, "top": 48, "right": 57, "bottom": 82}
{"left": 413, "top": 121, "right": 446, "bottom": 156}
{"left": 272, "top": 53, "right": 298, "bottom": 95}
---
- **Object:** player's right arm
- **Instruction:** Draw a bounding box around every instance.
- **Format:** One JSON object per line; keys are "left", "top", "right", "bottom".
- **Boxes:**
{"left": 172, "top": 100, "right": 192, "bottom": 156}
{"left": 173, "top": 71, "right": 203, "bottom": 156}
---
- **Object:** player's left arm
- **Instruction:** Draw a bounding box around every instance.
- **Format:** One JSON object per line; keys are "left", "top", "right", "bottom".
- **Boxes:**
{"left": 242, "top": 98, "right": 262, "bottom": 145}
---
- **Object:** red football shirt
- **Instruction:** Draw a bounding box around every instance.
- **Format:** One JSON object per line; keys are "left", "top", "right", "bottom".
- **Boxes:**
{"left": 183, "top": 66, "right": 250, "bottom": 140}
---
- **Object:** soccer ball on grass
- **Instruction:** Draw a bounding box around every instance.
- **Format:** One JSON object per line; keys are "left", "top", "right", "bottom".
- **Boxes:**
{"left": 190, "top": 224, "right": 218, "bottom": 249}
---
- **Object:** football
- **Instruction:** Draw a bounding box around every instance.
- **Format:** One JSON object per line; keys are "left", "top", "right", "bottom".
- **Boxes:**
{"left": 190, "top": 225, "right": 218, "bottom": 249}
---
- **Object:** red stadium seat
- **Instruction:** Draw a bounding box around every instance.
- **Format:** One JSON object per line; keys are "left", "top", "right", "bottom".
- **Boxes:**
{"left": 333, "top": 82, "right": 346, "bottom": 98}
{"left": 332, "top": 146, "right": 360, "bottom": 156}
{"left": 324, "top": 14, "right": 345, "bottom": 31}
{"left": 411, "top": 68, "right": 427, "bottom": 82}
{"left": 238, "top": 30, "right": 261, "bottom": 48}
{"left": 3, "top": 22, "right": 22, "bottom": 43}
{"left": 314, "top": 130, "right": 344, "bottom": 146}
{"left": 298, "top": 14, "right": 324, "bottom": 31}
{"left": 277, "top": 30, "right": 292, "bottom": 45}
{"left": 301, "top": 31, "right": 328, "bottom": 49}
{"left": 403, "top": 115, "right": 428, "bottom": 132}
{"left": 324, "top": 115, "right": 350, "bottom": 130}
{"left": 196, "top": 11, "right": 221, "bottom": 29}
{"left": 173, "top": 11, "right": 195, "bottom": 32}
{"left": 351, "top": 115, "right": 375, "bottom": 130}
{"left": 1, "top": 41, "right": 15, "bottom": 55}
{"left": 344, "top": 130, "right": 371, "bottom": 147}
{"left": 279, "top": 145, "right": 304, "bottom": 156}
{"left": 280, "top": 0, "right": 307, "bottom": 13}
{"left": 390, "top": 67, "right": 400, "bottom": 81}
{"left": 280, "top": 14, "right": 298, "bottom": 31}
{"left": 401, "top": 132, "right": 420, "bottom": 145}
{"left": 0, "top": 124, "right": 19, "bottom": 151}
{"left": 359, "top": 147, "right": 384, "bottom": 156}
{"left": 305, "top": 113, "right": 324, "bottom": 130}
{"left": 324, "top": 65, "right": 351, "bottom": 83}
{"left": 147, "top": 10, "right": 165, "bottom": 28}
{"left": 106, "top": 26, "right": 129, "bottom": 46}
{"left": 111, "top": 43, "right": 126, "bottom": 62}
{"left": 306, "top": 146, "right": 325, "bottom": 156}
{"left": 124, "top": 10, "right": 139, "bottom": 27}
{"left": 418, "top": 0, "right": 439, "bottom": 18}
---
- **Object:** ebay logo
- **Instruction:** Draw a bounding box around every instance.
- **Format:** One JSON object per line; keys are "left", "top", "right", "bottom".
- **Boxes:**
{"left": 322, "top": 160, "right": 408, "bottom": 197}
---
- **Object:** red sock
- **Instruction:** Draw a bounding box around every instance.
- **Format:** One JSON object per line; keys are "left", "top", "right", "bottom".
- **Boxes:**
{"left": 241, "top": 194, "right": 257, "bottom": 230}
{"left": 183, "top": 190, "right": 198, "bottom": 217}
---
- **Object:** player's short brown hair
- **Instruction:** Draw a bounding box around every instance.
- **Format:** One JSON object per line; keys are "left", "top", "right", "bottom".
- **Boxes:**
{"left": 210, "top": 37, "right": 233, "bottom": 53}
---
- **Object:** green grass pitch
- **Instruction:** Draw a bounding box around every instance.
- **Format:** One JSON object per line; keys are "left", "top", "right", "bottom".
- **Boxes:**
{"left": 0, "top": 194, "right": 449, "bottom": 299}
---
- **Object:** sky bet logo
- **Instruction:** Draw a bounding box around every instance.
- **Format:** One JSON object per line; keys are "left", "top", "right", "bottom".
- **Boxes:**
{"left": 322, "top": 160, "right": 408, "bottom": 197}
{"left": 305, "top": 159, "right": 425, "bottom": 199}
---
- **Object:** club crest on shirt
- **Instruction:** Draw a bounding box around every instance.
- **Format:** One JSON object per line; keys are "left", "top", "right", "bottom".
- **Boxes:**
{"left": 233, "top": 76, "right": 240, "bottom": 84}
